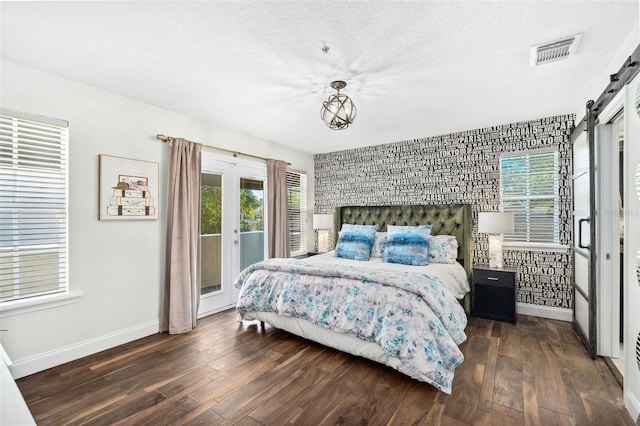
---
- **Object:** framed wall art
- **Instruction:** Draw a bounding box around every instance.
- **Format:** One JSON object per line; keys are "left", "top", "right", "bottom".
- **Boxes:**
{"left": 99, "top": 154, "right": 159, "bottom": 220}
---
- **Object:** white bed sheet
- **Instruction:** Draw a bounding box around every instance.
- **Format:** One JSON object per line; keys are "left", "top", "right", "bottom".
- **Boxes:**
{"left": 306, "top": 251, "right": 470, "bottom": 299}
{"left": 243, "top": 310, "right": 409, "bottom": 373}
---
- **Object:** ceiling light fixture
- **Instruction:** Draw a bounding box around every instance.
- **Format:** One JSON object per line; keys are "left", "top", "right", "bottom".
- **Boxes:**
{"left": 320, "top": 80, "right": 356, "bottom": 130}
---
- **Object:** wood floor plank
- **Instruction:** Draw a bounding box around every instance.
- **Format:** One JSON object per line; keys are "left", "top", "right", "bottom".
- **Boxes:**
{"left": 440, "top": 413, "right": 472, "bottom": 425}
{"left": 317, "top": 360, "right": 396, "bottom": 425}
{"left": 385, "top": 399, "right": 432, "bottom": 425}
{"left": 168, "top": 398, "right": 226, "bottom": 425}
{"left": 27, "top": 381, "right": 127, "bottom": 424}
{"left": 60, "top": 392, "right": 131, "bottom": 425}
{"left": 480, "top": 403, "right": 525, "bottom": 426}
{"left": 193, "top": 360, "right": 279, "bottom": 406}
{"left": 252, "top": 403, "right": 305, "bottom": 426}
{"left": 155, "top": 364, "right": 218, "bottom": 397}
{"left": 441, "top": 361, "right": 484, "bottom": 423}
{"left": 212, "top": 345, "right": 335, "bottom": 422}
{"left": 558, "top": 357, "right": 592, "bottom": 426}
{"left": 16, "top": 312, "right": 633, "bottom": 426}
{"left": 384, "top": 379, "right": 437, "bottom": 425}
{"left": 358, "top": 365, "right": 413, "bottom": 425}
{"left": 118, "top": 377, "right": 212, "bottom": 425}
{"left": 424, "top": 401, "right": 446, "bottom": 425}
{"left": 498, "top": 322, "right": 522, "bottom": 359}
{"left": 80, "top": 390, "right": 166, "bottom": 425}
{"left": 537, "top": 407, "right": 575, "bottom": 426}
{"left": 131, "top": 394, "right": 203, "bottom": 426}
{"left": 522, "top": 350, "right": 540, "bottom": 426}
{"left": 493, "top": 353, "right": 524, "bottom": 411}
{"left": 530, "top": 339, "right": 572, "bottom": 416}
{"left": 464, "top": 335, "right": 491, "bottom": 365}
{"left": 265, "top": 349, "right": 352, "bottom": 409}
{"left": 444, "top": 333, "right": 490, "bottom": 423}
{"left": 581, "top": 392, "right": 635, "bottom": 426}
{"left": 284, "top": 361, "right": 368, "bottom": 425}
{"left": 478, "top": 336, "right": 499, "bottom": 412}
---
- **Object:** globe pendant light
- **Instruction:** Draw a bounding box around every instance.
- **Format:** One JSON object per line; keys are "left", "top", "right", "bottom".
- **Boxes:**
{"left": 320, "top": 80, "right": 356, "bottom": 129}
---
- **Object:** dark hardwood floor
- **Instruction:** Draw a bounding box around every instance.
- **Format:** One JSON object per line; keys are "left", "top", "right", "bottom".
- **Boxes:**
{"left": 17, "top": 310, "right": 633, "bottom": 425}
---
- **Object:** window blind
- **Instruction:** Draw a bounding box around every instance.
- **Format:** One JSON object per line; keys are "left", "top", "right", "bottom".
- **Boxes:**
{"left": 500, "top": 150, "right": 559, "bottom": 244}
{"left": 0, "top": 110, "right": 69, "bottom": 303}
{"left": 286, "top": 171, "right": 307, "bottom": 256}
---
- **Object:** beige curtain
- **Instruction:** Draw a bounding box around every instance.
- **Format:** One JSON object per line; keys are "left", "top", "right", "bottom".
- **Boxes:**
{"left": 161, "top": 138, "right": 202, "bottom": 334}
{"left": 267, "top": 159, "right": 290, "bottom": 258}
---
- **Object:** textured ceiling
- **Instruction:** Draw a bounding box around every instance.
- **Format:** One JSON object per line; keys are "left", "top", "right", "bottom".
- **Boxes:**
{"left": 1, "top": 1, "right": 638, "bottom": 154}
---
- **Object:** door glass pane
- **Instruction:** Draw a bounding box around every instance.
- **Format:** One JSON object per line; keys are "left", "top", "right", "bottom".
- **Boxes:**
{"left": 201, "top": 173, "right": 222, "bottom": 295}
{"left": 240, "top": 178, "right": 264, "bottom": 270}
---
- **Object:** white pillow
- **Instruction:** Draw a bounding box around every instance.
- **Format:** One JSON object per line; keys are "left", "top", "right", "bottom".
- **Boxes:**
{"left": 370, "top": 232, "right": 387, "bottom": 258}
{"left": 427, "top": 235, "right": 458, "bottom": 264}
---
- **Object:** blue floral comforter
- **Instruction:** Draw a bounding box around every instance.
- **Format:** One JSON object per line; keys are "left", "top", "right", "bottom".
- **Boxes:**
{"left": 234, "top": 258, "right": 467, "bottom": 393}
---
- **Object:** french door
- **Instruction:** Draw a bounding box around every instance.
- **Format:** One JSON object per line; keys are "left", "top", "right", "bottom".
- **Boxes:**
{"left": 198, "top": 153, "right": 267, "bottom": 317}
{"left": 571, "top": 102, "right": 597, "bottom": 358}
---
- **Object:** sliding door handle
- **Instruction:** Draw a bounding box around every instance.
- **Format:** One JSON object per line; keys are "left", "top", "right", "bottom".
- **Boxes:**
{"left": 578, "top": 217, "right": 590, "bottom": 250}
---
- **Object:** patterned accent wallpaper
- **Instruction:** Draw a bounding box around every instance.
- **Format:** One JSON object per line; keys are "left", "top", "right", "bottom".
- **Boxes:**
{"left": 314, "top": 114, "right": 574, "bottom": 309}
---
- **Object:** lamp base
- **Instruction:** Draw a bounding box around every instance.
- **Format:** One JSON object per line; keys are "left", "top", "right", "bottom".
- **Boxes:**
{"left": 317, "top": 230, "right": 329, "bottom": 253}
{"left": 487, "top": 234, "right": 503, "bottom": 268}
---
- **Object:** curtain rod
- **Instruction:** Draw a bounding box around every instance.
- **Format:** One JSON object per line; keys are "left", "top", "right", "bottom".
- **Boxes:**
{"left": 156, "top": 134, "right": 291, "bottom": 166}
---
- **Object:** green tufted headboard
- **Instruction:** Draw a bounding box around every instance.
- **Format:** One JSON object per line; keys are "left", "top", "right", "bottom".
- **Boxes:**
{"left": 333, "top": 204, "right": 473, "bottom": 280}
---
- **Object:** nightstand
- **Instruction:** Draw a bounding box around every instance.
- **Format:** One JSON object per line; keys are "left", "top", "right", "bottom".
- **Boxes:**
{"left": 472, "top": 265, "right": 517, "bottom": 324}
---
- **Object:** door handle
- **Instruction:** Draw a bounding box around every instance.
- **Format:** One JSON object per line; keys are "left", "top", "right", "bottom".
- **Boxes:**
{"left": 233, "top": 240, "right": 239, "bottom": 246}
{"left": 578, "top": 217, "right": 590, "bottom": 249}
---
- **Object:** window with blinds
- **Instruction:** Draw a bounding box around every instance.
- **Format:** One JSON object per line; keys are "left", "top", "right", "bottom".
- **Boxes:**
{"left": 286, "top": 171, "right": 307, "bottom": 256}
{"left": 0, "top": 109, "right": 69, "bottom": 303}
{"left": 500, "top": 150, "right": 559, "bottom": 244}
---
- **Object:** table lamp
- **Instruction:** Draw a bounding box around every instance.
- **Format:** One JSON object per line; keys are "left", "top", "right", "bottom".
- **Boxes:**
{"left": 478, "top": 212, "right": 514, "bottom": 268}
{"left": 313, "top": 214, "right": 334, "bottom": 252}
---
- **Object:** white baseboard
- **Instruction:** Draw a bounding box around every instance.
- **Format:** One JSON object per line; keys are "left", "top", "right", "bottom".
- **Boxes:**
{"left": 625, "top": 391, "right": 640, "bottom": 424}
{"left": 9, "top": 320, "right": 160, "bottom": 379}
{"left": 197, "top": 304, "right": 236, "bottom": 319}
{"left": 517, "top": 302, "right": 572, "bottom": 322}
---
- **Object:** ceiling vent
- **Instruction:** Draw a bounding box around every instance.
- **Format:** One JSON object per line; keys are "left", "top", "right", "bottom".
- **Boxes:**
{"left": 530, "top": 34, "right": 582, "bottom": 66}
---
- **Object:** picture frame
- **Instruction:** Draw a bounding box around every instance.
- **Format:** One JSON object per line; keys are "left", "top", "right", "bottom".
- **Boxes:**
{"left": 99, "top": 154, "right": 159, "bottom": 220}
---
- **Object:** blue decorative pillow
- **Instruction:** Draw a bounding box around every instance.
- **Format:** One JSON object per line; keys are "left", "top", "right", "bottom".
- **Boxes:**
{"left": 334, "top": 224, "right": 378, "bottom": 261}
{"left": 428, "top": 235, "right": 458, "bottom": 264}
{"left": 383, "top": 225, "right": 433, "bottom": 266}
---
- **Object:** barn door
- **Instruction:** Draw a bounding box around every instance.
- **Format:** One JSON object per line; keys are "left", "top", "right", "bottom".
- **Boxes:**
{"left": 571, "top": 101, "right": 597, "bottom": 358}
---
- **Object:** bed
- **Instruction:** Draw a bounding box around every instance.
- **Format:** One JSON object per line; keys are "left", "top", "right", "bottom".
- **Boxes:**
{"left": 234, "top": 204, "right": 472, "bottom": 394}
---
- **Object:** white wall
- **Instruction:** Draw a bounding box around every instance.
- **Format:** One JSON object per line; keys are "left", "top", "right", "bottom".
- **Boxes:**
{"left": 0, "top": 59, "right": 315, "bottom": 377}
{"left": 574, "top": 21, "right": 639, "bottom": 119}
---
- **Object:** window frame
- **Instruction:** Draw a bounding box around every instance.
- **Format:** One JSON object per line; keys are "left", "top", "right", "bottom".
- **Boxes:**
{"left": 286, "top": 170, "right": 308, "bottom": 257}
{"left": 0, "top": 109, "right": 80, "bottom": 315}
{"left": 499, "top": 147, "right": 568, "bottom": 252}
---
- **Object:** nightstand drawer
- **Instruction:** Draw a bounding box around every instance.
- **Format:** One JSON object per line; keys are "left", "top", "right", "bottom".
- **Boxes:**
{"left": 473, "top": 268, "right": 515, "bottom": 288}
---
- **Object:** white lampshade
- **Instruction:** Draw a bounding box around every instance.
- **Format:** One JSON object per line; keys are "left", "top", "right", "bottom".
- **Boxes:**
{"left": 313, "top": 214, "right": 334, "bottom": 230}
{"left": 478, "top": 212, "right": 514, "bottom": 234}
